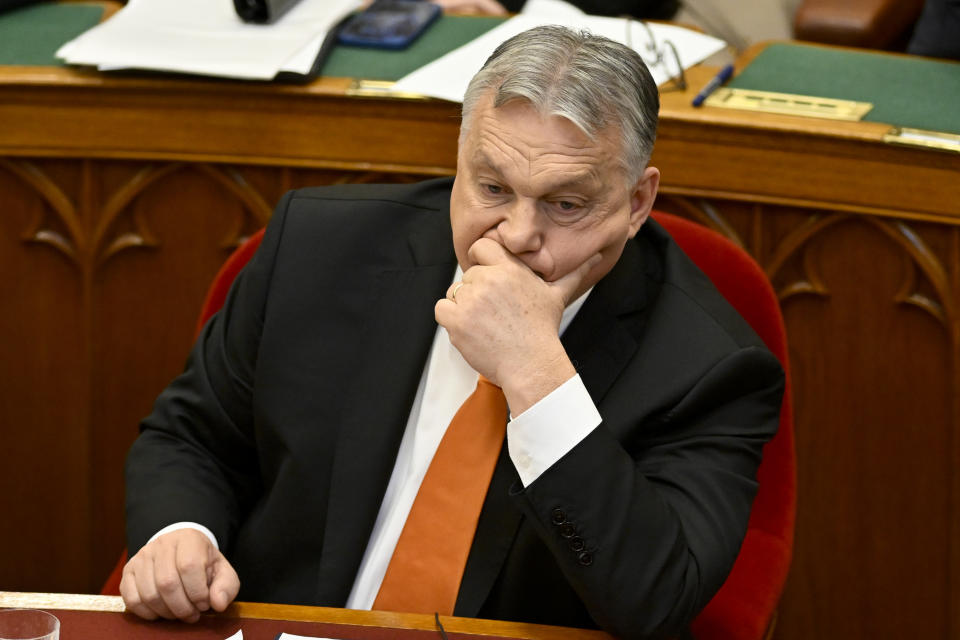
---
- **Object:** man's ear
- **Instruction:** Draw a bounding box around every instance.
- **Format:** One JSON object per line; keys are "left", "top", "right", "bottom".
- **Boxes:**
{"left": 627, "top": 166, "right": 661, "bottom": 237}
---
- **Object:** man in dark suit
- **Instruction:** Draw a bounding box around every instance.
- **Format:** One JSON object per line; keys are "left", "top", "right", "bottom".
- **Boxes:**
{"left": 908, "top": 0, "right": 960, "bottom": 60}
{"left": 120, "top": 25, "right": 783, "bottom": 639}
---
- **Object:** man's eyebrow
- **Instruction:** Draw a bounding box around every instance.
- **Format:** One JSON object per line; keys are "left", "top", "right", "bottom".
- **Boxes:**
{"left": 470, "top": 149, "right": 602, "bottom": 193}
{"left": 471, "top": 150, "right": 505, "bottom": 175}
{"left": 545, "top": 174, "right": 601, "bottom": 191}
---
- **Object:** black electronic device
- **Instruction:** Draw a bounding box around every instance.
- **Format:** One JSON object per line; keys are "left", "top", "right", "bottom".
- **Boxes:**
{"left": 233, "top": 0, "right": 300, "bottom": 24}
{"left": 337, "top": 0, "right": 441, "bottom": 50}
{"left": 0, "top": 0, "right": 40, "bottom": 15}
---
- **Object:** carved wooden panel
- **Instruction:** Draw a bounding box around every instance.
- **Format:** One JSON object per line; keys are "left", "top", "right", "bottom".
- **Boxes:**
{"left": 657, "top": 194, "right": 958, "bottom": 640}
{"left": 0, "top": 159, "right": 92, "bottom": 591}
{"left": 0, "top": 157, "right": 435, "bottom": 593}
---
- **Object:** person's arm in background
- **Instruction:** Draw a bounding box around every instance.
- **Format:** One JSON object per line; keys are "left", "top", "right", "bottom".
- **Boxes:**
{"left": 432, "top": 0, "right": 508, "bottom": 14}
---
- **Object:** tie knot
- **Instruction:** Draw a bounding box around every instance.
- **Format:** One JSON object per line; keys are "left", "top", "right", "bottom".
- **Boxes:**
{"left": 475, "top": 376, "right": 507, "bottom": 414}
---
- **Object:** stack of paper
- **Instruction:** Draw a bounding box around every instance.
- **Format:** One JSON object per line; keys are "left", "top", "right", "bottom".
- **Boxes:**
{"left": 57, "top": 0, "right": 362, "bottom": 80}
{"left": 56, "top": 0, "right": 725, "bottom": 89}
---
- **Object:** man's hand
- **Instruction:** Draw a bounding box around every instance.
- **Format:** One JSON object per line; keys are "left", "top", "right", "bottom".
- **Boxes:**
{"left": 431, "top": 0, "right": 508, "bottom": 15}
{"left": 120, "top": 529, "right": 240, "bottom": 623}
{"left": 435, "top": 238, "right": 601, "bottom": 414}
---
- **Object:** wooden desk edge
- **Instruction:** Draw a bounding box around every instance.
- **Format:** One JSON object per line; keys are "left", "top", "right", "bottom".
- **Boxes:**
{"left": 0, "top": 593, "right": 613, "bottom": 640}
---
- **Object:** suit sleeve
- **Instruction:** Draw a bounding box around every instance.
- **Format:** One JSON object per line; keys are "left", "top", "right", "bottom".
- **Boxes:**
{"left": 124, "top": 192, "right": 294, "bottom": 555}
{"left": 512, "top": 345, "right": 784, "bottom": 640}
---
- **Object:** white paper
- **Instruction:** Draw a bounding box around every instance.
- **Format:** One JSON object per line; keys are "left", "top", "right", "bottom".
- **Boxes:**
{"left": 57, "top": 0, "right": 362, "bottom": 80}
{"left": 392, "top": 14, "right": 726, "bottom": 103}
{"left": 276, "top": 634, "right": 338, "bottom": 640}
{"left": 223, "top": 630, "right": 243, "bottom": 640}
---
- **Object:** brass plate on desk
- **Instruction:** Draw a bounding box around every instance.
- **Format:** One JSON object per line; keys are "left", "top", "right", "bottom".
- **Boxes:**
{"left": 704, "top": 88, "right": 873, "bottom": 121}
{"left": 346, "top": 79, "right": 429, "bottom": 100}
{"left": 883, "top": 127, "right": 960, "bottom": 154}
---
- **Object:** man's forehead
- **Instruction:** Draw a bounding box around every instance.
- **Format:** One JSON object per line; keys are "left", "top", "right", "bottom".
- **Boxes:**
{"left": 464, "top": 93, "right": 622, "bottom": 153}
{"left": 469, "top": 146, "right": 601, "bottom": 183}
{"left": 468, "top": 113, "right": 619, "bottom": 170}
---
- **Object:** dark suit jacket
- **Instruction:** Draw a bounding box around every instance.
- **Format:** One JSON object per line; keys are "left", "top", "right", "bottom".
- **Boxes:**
{"left": 908, "top": 0, "right": 960, "bottom": 60}
{"left": 126, "top": 177, "right": 783, "bottom": 640}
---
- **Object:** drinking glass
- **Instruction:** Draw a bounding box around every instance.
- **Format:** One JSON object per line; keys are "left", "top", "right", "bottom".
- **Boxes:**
{"left": 0, "top": 610, "right": 59, "bottom": 640}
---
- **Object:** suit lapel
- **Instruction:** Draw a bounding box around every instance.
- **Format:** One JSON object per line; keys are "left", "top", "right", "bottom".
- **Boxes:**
{"left": 454, "top": 232, "right": 656, "bottom": 616}
{"left": 315, "top": 215, "right": 456, "bottom": 605}
{"left": 561, "top": 233, "right": 654, "bottom": 402}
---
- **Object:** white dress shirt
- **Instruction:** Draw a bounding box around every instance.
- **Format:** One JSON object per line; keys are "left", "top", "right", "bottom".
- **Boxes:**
{"left": 152, "top": 270, "right": 603, "bottom": 611}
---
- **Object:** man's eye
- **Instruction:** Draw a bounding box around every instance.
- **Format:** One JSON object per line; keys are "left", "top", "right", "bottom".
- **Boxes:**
{"left": 483, "top": 184, "right": 503, "bottom": 195}
{"left": 552, "top": 200, "right": 583, "bottom": 213}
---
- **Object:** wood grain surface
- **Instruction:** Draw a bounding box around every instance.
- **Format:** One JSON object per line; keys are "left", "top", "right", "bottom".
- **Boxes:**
{"left": 0, "top": 592, "right": 612, "bottom": 640}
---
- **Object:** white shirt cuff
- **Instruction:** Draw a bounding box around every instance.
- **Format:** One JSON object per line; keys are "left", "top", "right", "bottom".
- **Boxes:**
{"left": 148, "top": 522, "right": 219, "bottom": 550}
{"left": 507, "top": 374, "right": 602, "bottom": 487}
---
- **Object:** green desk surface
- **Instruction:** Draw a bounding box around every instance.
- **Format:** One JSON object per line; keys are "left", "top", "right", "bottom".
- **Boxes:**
{"left": 730, "top": 42, "right": 960, "bottom": 135}
{"left": 0, "top": 2, "right": 504, "bottom": 81}
{"left": 0, "top": 3, "right": 104, "bottom": 66}
{"left": 321, "top": 15, "right": 504, "bottom": 81}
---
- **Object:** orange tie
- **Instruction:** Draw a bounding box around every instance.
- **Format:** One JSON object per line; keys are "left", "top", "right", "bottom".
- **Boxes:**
{"left": 373, "top": 376, "right": 508, "bottom": 615}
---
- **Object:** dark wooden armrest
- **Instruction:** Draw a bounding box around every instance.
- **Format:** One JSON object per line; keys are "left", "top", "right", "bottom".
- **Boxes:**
{"left": 793, "top": 0, "right": 925, "bottom": 48}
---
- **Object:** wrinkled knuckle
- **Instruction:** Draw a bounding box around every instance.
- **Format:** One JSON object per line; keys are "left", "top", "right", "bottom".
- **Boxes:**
{"left": 169, "top": 602, "right": 194, "bottom": 619}
{"left": 121, "top": 584, "right": 141, "bottom": 608}
{"left": 176, "top": 554, "right": 203, "bottom": 575}
{"left": 155, "top": 572, "right": 181, "bottom": 595}
{"left": 141, "top": 590, "right": 163, "bottom": 610}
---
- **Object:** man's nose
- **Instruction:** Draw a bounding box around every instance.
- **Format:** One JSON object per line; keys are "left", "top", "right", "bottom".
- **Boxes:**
{"left": 496, "top": 199, "right": 543, "bottom": 255}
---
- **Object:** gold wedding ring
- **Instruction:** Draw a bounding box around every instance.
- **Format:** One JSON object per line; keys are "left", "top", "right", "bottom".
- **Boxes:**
{"left": 451, "top": 282, "right": 464, "bottom": 301}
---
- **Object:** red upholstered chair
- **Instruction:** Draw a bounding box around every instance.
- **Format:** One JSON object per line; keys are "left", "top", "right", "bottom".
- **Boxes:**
{"left": 793, "top": 0, "right": 925, "bottom": 49}
{"left": 653, "top": 212, "right": 796, "bottom": 640}
{"left": 105, "top": 218, "right": 794, "bottom": 640}
{"left": 100, "top": 229, "right": 267, "bottom": 596}
{"left": 192, "top": 229, "right": 267, "bottom": 337}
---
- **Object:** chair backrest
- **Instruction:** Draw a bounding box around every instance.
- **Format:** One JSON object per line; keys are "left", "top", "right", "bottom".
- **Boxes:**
{"left": 652, "top": 212, "right": 796, "bottom": 640}
{"left": 793, "top": 0, "right": 924, "bottom": 49}
{"left": 194, "top": 228, "right": 267, "bottom": 336}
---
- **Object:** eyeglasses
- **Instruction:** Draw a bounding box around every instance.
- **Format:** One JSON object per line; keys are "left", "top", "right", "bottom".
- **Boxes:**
{"left": 625, "top": 18, "right": 687, "bottom": 92}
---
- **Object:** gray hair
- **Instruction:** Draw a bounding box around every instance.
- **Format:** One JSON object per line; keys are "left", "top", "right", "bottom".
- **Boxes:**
{"left": 461, "top": 25, "right": 659, "bottom": 182}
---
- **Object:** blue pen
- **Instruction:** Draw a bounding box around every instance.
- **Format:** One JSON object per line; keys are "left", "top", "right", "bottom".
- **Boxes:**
{"left": 692, "top": 64, "right": 735, "bottom": 107}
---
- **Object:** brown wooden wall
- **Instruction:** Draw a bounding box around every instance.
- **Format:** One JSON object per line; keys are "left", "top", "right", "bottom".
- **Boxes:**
{"left": 1, "top": 62, "right": 959, "bottom": 640}
{"left": 0, "top": 159, "right": 425, "bottom": 594}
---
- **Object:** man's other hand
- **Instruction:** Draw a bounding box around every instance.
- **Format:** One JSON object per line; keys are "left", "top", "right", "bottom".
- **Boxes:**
{"left": 432, "top": 0, "right": 508, "bottom": 15}
{"left": 120, "top": 529, "right": 240, "bottom": 623}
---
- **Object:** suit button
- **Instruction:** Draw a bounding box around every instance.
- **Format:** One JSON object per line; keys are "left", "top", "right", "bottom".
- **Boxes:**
{"left": 560, "top": 524, "right": 576, "bottom": 538}
{"left": 578, "top": 551, "right": 593, "bottom": 566}
{"left": 570, "top": 536, "right": 585, "bottom": 552}
{"left": 551, "top": 508, "right": 566, "bottom": 525}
